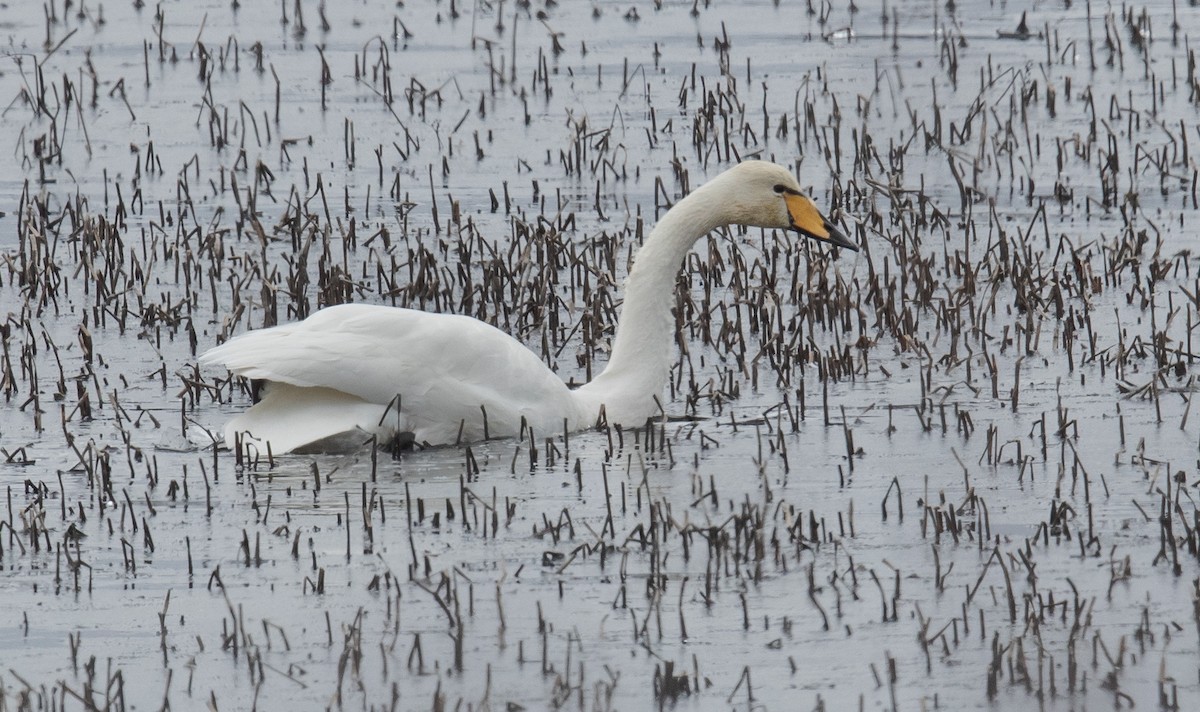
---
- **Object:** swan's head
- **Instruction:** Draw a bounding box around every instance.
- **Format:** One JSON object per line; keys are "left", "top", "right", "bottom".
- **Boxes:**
{"left": 717, "top": 161, "right": 857, "bottom": 251}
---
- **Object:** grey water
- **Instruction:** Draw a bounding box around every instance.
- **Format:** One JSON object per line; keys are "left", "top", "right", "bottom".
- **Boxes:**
{"left": 1, "top": 0, "right": 1199, "bottom": 710}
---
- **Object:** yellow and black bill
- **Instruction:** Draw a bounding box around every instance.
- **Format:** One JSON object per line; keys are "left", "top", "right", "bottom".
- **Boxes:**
{"left": 783, "top": 190, "right": 858, "bottom": 252}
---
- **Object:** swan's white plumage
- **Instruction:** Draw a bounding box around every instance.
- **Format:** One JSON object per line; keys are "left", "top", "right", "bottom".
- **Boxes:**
{"left": 200, "top": 305, "right": 589, "bottom": 449}
{"left": 201, "top": 161, "right": 852, "bottom": 452}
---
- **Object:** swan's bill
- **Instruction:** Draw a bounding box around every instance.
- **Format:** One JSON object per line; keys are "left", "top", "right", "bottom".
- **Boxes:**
{"left": 784, "top": 192, "right": 858, "bottom": 252}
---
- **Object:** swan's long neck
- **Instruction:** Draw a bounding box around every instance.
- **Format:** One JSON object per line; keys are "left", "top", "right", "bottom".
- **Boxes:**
{"left": 574, "top": 181, "right": 728, "bottom": 421}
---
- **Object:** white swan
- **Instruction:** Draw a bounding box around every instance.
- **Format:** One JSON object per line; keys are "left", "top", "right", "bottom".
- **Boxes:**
{"left": 200, "top": 161, "right": 856, "bottom": 453}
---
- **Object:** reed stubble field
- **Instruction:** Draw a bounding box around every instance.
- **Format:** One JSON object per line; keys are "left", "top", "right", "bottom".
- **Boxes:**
{"left": 2, "top": 0, "right": 1200, "bottom": 709}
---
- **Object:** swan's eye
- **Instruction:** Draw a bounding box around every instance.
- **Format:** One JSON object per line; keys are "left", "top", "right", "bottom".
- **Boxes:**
{"left": 773, "top": 184, "right": 786, "bottom": 195}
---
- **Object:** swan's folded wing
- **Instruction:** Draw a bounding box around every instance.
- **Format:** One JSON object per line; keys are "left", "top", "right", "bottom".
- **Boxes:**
{"left": 200, "top": 305, "right": 419, "bottom": 398}
{"left": 200, "top": 304, "right": 581, "bottom": 440}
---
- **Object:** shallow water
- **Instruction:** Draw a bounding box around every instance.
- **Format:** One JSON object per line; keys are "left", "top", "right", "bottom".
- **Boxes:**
{"left": 2, "top": 0, "right": 1200, "bottom": 709}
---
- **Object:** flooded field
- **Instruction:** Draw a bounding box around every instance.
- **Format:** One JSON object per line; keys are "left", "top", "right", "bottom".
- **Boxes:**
{"left": 2, "top": 0, "right": 1200, "bottom": 709}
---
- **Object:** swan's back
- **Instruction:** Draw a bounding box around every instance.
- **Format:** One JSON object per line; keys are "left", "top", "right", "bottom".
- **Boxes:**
{"left": 201, "top": 304, "right": 586, "bottom": 450}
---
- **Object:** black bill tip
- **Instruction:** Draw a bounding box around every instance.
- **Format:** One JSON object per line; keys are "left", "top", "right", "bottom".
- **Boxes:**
{"left": 823, "top": 220, "right": 858, "bottom": 252}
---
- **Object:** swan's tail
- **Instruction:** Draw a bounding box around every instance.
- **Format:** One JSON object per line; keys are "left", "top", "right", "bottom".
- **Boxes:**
{"left": 224, "top": 384, "right": 397, "bottom": 454}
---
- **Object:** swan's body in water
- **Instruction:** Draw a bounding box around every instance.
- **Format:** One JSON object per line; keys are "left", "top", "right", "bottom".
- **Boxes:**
{"left": 201, "top": 161, "right": 855, "bottom": 453}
